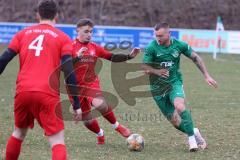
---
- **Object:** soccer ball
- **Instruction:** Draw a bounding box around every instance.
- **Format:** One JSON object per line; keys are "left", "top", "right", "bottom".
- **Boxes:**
{"left": 126, "top": 134, "right": 144, "bottom": 151}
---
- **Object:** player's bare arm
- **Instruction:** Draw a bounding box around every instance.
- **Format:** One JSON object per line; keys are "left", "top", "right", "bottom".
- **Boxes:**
{"left": 141, "top": 63, "right": 169, "bottom": 78}
{"left": 75, "top": 47, "right": 141, "bottom": 63}
{"left": 189, "top": 52, "right": 218, "bottom": 88}
{"left": 110, "top": 47, "right": 141, "bottom": 62}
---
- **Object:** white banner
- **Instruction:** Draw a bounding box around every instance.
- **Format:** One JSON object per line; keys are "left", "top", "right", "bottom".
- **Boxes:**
{"left": 227, "top": 32, "right": 240, "bottom": 54}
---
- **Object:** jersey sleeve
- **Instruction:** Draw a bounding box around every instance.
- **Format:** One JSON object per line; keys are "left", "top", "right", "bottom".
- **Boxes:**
{"left": 96, "top": 45, "right": 112, "bottom": 60}
{"left": 180, "top": 41, "right": 193, "bottom": 58}
{"left": 8, "top": 32, "right": 21, "bottom": 53}
{"left": 143, "top": 45, "right": 154, "bottom": 63}
{"left": 60, "top": 34, "right": 73, "bottom": 57}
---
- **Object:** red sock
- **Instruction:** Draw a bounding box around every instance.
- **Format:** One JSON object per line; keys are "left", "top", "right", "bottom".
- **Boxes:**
{"left": 84, "top": 119, "right": 101, "bottom": 134}
{"left": 6, "top": 136, "right": 22, "bottom": 160}
{"left": 52, "top": 144, "right": 67, "bottom": 160}
{"left": 102, "top": 106, "right": 117, "bottom": 124}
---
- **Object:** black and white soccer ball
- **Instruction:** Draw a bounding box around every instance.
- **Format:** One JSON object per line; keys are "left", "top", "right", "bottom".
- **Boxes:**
{"left": 126, "top": 134, "right": 144, "bottom": 151}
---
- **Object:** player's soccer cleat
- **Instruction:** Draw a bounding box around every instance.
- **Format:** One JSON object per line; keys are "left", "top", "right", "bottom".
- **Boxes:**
{"left": 97, "top": 135, "right": 105, "bottom": 145}
{"left": 194, "top": 128, "right": 207, "bottom": 150}
{"left": 188, "top": 135, "right": 198, "bottom": 152}
{"left": 115, "top": 124, "right": 131, "bottom": 138}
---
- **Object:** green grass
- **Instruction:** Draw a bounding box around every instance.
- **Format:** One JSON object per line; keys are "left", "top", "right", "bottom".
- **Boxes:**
{"left": 0, "top": 45, "right": 240, "bottom": 160}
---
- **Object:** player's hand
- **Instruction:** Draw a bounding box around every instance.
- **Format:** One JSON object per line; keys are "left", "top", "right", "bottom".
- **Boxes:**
{"left": 129, "top": 47, "right": 141, "bottom": 58}
{"left": 155, "top": 69, "right": 169, "bottom": 78}
{"left": 205, "top": 75, "right": 218, "bottom": 88}
{"left": 73, "top": 108, "right": 83, "bottom": 124}
{"left": 77, "top": 47, "right": 88, "bottom": 57}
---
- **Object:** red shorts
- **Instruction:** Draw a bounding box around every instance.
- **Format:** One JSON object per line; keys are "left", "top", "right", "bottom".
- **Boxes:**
{"left": 78, "top": 82, "right": 103, "bottom": 120}
{"left": 14, "top": 91, "right": 64, "bottom": 136}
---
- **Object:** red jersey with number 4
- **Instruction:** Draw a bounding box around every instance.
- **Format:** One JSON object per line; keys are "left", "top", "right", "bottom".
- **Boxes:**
{"left": 72, "top": 39, "right": 112, "bottom": 87}
{"left": 8, "top": 24, "right": 72, "bottom": 97}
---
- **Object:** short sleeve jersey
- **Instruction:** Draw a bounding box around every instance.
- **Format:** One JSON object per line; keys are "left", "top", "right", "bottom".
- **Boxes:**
{"left": 8, "top": 24, "right": 73, "bottom": 96}
{"left": 143, "top": 38, "right": 193, "bottom": 85}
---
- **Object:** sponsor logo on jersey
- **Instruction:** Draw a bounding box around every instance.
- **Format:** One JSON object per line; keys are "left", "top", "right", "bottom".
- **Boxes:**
{"left": 172, "top": 50, "right": 179, "bottom": 58}
{"left": 80, "top": 57, "right": 95, "bottom": 62}
{"left": 160, "top": 61, "right": 174, "bottom": 67}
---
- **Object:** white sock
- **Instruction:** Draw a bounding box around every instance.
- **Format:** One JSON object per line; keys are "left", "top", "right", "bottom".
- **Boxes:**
{"left": 188, "top": 135, "right": 196, "bottom": 142}
{"left": 97, "top": 129, "right": 104, "bottom": 137}
{"left": 188, "top": 135, "right": 198, "bottom": 149}
{"left": 193, "top": 128, "right": 199, "bottom": 135}
{"left": 112, "top": 121, "right": 119, "bottom": 129}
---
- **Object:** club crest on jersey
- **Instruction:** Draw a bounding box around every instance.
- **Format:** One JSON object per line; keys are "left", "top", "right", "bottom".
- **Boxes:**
{"left": 90, "top": 50, "right": 95, "bottom": 56}
{"left": 172, "top": 50, "right": 179, "bottom": 58}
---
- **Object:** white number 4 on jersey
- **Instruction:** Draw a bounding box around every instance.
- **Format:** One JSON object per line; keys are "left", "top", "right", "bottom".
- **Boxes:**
{"left": 28, "top": 35, "right": 45, "bottom": 56}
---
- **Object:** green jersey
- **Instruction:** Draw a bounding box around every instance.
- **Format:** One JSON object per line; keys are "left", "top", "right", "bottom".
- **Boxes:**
{"left": 143, "top": 38, "right": 193, "bottom": 95}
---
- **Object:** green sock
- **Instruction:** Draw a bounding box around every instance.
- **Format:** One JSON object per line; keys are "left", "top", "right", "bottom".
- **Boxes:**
{"left": 174, "top": 124, "right": 185, "bottom": 133}
{"left": 178, "top": 109, "right": 194, "bottom": 136}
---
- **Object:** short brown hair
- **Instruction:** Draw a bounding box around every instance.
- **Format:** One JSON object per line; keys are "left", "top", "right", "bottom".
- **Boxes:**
{"left": 76, "top": 18, "right": 94, "bottom": 28}
{"left": 154, "top": 22, "right": 169, "bottom": 31}
{"left": 37, "top": 0, "right": 59, "bottom": 20}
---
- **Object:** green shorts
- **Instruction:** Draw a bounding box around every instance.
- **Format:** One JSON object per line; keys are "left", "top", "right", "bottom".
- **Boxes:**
{"left": 152, "top": 82, "right": 185, "bottom": 120}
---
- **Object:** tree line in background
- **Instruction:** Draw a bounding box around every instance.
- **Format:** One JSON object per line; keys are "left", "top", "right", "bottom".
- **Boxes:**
{"left": 0, "top": 0, "right": 239, "bottom": 29}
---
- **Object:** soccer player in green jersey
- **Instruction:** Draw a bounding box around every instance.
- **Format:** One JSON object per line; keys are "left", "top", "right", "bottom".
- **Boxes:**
{"left": 142, "top": 22, "right": 218, "bottom": 152}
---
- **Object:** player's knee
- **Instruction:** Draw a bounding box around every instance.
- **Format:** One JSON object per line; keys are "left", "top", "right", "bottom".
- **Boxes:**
{"left": 12, "top": 128, "right": 28, "bottom": 140}
{"left": 48, "top": 130, "right": 65, "bottom": 148}
{"left": 174, "top": 103, "right": 185, "bottom": 113}
{"left": 170, "top": 111, "right": 181, "bottom": 127}
{"left": 174, "top": 98, "right": 186, "bottom": 113}
{"left": 92, "top": 97, "right": 107, "bottom": 111}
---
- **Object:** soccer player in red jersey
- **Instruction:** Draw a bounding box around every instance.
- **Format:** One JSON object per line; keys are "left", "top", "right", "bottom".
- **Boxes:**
{"left": 0, "top": 0, "right": 81, "bottom": 159}
{"left": 72, "top": 19, "right": 141, "bottom": 145}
